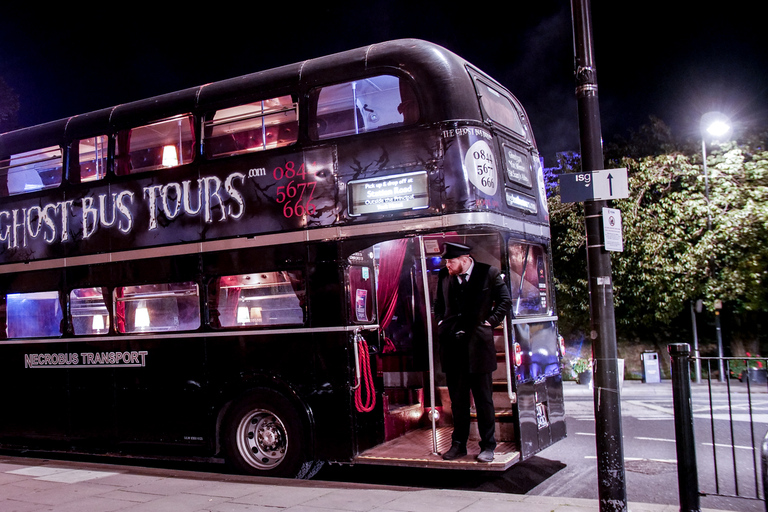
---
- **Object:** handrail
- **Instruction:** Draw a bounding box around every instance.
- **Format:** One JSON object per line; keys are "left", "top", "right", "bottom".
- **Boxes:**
{"left": 418, "top": 235, "right": 439, "bottom": 455}
{"left": 350, "top": 328, "right": 362, "bottom": 391}
{"left": 502, "top": 320, "right": 515, "bottom": 402}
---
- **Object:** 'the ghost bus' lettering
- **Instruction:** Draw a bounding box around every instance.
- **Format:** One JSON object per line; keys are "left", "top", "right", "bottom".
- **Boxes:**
{"left": 144, "top": 172, "right": 246, "bottom": 230}
{"left": 0, "top": 200, "right": 75, "bottom": 249}
{"left": 0, "top": 170, "right": 247, "bottom": 248}
{"left": 82, "top": 191, "right": 135, "bottom": 239}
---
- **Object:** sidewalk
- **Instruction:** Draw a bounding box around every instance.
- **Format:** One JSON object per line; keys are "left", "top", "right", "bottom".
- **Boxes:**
{"left": 0, "top": 454, "right": 737, "bottom": 512}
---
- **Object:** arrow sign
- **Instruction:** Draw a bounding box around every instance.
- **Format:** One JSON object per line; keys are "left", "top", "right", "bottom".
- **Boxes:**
{"left": 592, "top": 168, "right": 628, "bottom": 201}
{"left": 559, "top": 168, "right": 629, "bottom": 203}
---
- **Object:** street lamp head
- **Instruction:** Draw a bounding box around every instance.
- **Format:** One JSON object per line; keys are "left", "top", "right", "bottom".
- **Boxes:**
{"left": 700, "top": 111, "right": 732, "bottom": 140}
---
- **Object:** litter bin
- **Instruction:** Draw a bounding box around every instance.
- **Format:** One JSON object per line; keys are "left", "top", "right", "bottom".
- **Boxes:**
{"left": 641, "top": 351, "right": 661, "bottom": 383}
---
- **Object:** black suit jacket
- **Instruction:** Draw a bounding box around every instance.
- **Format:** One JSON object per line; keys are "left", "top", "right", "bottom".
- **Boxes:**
{"left": 434, "top": 261, "right": 512, "bottom": 373}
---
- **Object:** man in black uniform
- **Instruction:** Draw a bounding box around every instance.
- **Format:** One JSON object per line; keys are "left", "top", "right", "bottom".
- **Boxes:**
{"left": 434, "top": 242, "right": 512, "bottom": 462}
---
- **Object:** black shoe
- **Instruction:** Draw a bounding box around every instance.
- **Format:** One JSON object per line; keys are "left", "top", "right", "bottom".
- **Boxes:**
{"left": 442, "top": 443, "right": 467, "bottom": 460}
{"left": 476, "top": 448, "right": 494, "bottom": 463}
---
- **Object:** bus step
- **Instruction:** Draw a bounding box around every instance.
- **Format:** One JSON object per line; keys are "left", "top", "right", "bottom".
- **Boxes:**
{"left": 354, "top": 426, "right": 520, "bottom": 471}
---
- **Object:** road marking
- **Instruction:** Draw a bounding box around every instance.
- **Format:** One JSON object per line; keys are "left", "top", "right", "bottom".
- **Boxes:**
{"left": 575, "top": 432, "right": 595, "bottom": 436}
{"left": 694, "top": 413, "right": 768, "bottom": 423}
{"left": 583, "top": 456, "right": 676, "bottom": 464}
{"left": 703, "top": 442, "right": 755, "bottom": 451}
{"left": 7, "top": 466, "right": 118, "bottom": 483}
{"left": 626, "top": 400, "right": 674, "bottom": 415}
{"left": 636, "top": 436, "right": 674, "bottom": 443}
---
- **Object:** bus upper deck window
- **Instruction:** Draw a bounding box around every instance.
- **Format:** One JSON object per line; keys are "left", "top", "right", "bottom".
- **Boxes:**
{"left": 475, "top": 80, "right": 527, "bottom": 139}
{"left": 114, "top": 282, "right": 200, "bottom": 333}
{"left": 78, "top": 136, "right": 108, "bottom": 183}
{"left": 0, "top": 145, "right": 63, "bottom": 197}
{"left": 5, "top": 291, "right": 63, "bottom": 339}
{"left": 204, "top": 96, "right": 298, "bottom": 159}
{"left": 313, "top": 75, "right": 419, "bottom": 140}
{"left": 116, "top": 114, "right": 195, "bottom": 175}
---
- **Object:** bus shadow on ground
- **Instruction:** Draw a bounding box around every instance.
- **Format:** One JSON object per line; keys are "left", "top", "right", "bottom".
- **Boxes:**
{"left": 315, "top": 456, "right": 567, "bottom": 494}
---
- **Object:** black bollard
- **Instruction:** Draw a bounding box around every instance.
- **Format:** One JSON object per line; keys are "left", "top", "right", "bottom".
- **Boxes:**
{"left": 669, "top": 343, "right": 701, "bottom": 512}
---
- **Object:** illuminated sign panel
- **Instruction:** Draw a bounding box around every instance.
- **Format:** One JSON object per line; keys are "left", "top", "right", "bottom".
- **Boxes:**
{"left": 347, "top": 171, "right": 429, "bottom": 216}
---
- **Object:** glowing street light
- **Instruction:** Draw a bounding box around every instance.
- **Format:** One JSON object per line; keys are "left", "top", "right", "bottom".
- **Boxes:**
{"left": 700, "top": 111, "right": 731, "bottom": 382}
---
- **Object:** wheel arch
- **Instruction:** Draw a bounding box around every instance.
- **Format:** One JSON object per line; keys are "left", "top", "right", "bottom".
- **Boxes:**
{"left": 214, "top": 373, "right": 317, "bottom": 464}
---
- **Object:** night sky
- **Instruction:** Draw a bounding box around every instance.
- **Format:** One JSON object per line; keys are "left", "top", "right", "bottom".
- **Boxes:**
{"left": 1, "top": 2, "right": 766, "bottom": 167}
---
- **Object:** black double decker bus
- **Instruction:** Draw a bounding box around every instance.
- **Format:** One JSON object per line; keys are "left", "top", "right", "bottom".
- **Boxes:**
{"left": 0, "top": 39, "right": 565, "bottom": 477}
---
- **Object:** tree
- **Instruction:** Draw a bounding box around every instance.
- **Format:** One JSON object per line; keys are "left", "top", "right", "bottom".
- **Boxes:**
{"left": 548, "top": 121, "right": 768, "bottom": 351}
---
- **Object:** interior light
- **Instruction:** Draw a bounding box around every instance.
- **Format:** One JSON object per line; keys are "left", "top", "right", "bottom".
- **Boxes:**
{"left": 92, "top": 315, "right": 105, "bottom": 331}
{"left": 237, "top": 306, "right": 250, "bottom": 324}
{"left": 135, "top": 302, "right": 150, "bottom": 328}
{"left": 162, "top": 145, "right": 179, "bottom": 167}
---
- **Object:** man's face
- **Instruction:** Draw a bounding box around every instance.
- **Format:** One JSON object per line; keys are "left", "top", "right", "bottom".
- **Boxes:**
{"left": 445, "top": 255, "right": 470, "bottom": 276}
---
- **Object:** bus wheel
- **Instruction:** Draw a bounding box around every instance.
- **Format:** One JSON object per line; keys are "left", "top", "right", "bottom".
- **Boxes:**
{"left": 224, "top": 391, "right": 306, "bottom": 477}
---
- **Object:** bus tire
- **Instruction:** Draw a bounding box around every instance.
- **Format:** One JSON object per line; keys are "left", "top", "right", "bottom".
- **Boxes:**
{"left": 223, "top": 390, "right": 307, "bottom": 478}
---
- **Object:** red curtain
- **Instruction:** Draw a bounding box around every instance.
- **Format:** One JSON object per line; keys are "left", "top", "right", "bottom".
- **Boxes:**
{"left": 376, "top": 239, "right": 408, "bottom": 351}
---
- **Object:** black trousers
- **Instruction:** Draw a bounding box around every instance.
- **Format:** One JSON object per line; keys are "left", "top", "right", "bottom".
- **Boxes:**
{"left": 446, "top": 371, "right": 496, "bottom": 450}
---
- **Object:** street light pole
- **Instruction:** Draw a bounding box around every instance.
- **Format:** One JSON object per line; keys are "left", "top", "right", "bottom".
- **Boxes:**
{"left": 700, "top": 112, "right": 730, "bottom": 383}
{"left": 571, "top": 1, "right": 627, "bottom": 510}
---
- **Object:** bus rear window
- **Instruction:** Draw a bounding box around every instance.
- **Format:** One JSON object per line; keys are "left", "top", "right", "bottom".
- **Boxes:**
{"left": 116, "top": 114, "right": 195, "bottom": 175}
{"left": 508, "top": 242, "right": 550, "bottom": 317}
{"left": 313, "top": 75, "right": 418, "bottom": 140}
{"left": 5, "top": 291, "right": 63, "bottom": 339}
{"left": 204, "top": 96, "right": 298, "bottom": 158}
{"left": 70, "top": 287, "right": 110, "bottom": 335}
{"left": 0, "top": 146, "right": 63, "bottom": 196}
{"left": 114, "top": 282, "right": 200, "bottom": 333}
{"left": 475, "top": 80, "right": 527, "bottom": 137}
{"left": 209, "top": 271, "right": 305, "bottom": 328}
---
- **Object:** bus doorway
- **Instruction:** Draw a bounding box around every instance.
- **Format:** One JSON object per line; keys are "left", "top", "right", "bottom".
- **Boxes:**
{"left": 349, "top": 233, "right": 524, "bottom": 470}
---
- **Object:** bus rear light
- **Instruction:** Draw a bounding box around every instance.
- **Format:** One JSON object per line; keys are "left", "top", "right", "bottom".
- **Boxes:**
{"left": 513, "top": 342, "right": 522, "bottom": 367}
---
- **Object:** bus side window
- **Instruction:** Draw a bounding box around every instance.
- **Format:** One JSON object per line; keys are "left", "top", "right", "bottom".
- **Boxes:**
{"left": 114, "top": 282, "right": 200, "bottom": 333}
{"left": 208, "top": 271, "right": 305, "bottom": 328}
{"left": 116, "top": 114, "right": 195, "bottom": 175}
{"left": 204, "top": 96, "right": 298, "bottom": 159}
{"left": 0, "top": 146, "right": 63, "bottom": 197}
{"left": 70, "top": 287, "right": 110, "bottom": 335}
{"left": 77, "top": 136, "right": 108, "bottom": 183}
{"left": 5, "top": 291, "right": 63, "bottom": 339}
{"left": 508, "top": 242, "right": 551, "bottom": 317}
{"left": 312, "top": 75, "right": 419, "bottom": 140}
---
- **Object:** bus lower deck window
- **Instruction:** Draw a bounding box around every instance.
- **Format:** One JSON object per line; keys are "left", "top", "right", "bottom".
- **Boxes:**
{"left": 209, "top": 272, "right": 305, "bottom": 328}
{"left": 5, "top": 291, "right": 63, "bottom": 339}
{"left": 70, "top": 287, "right": 110, "bottom": 335}
{"left": 508, "top": 243, "right": 551, "bottom": 317}
{"left": 114, "top": 282, "right": 200, "bottom": 333}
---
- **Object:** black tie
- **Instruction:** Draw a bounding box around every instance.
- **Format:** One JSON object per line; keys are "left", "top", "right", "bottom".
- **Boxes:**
{"left": 460, "top": 273, "right": 468, "bottom": 285}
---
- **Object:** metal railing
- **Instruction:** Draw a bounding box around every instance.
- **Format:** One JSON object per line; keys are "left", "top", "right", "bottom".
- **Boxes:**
{"left": 669, "top": 343, "right": 768, "bottom": 512}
